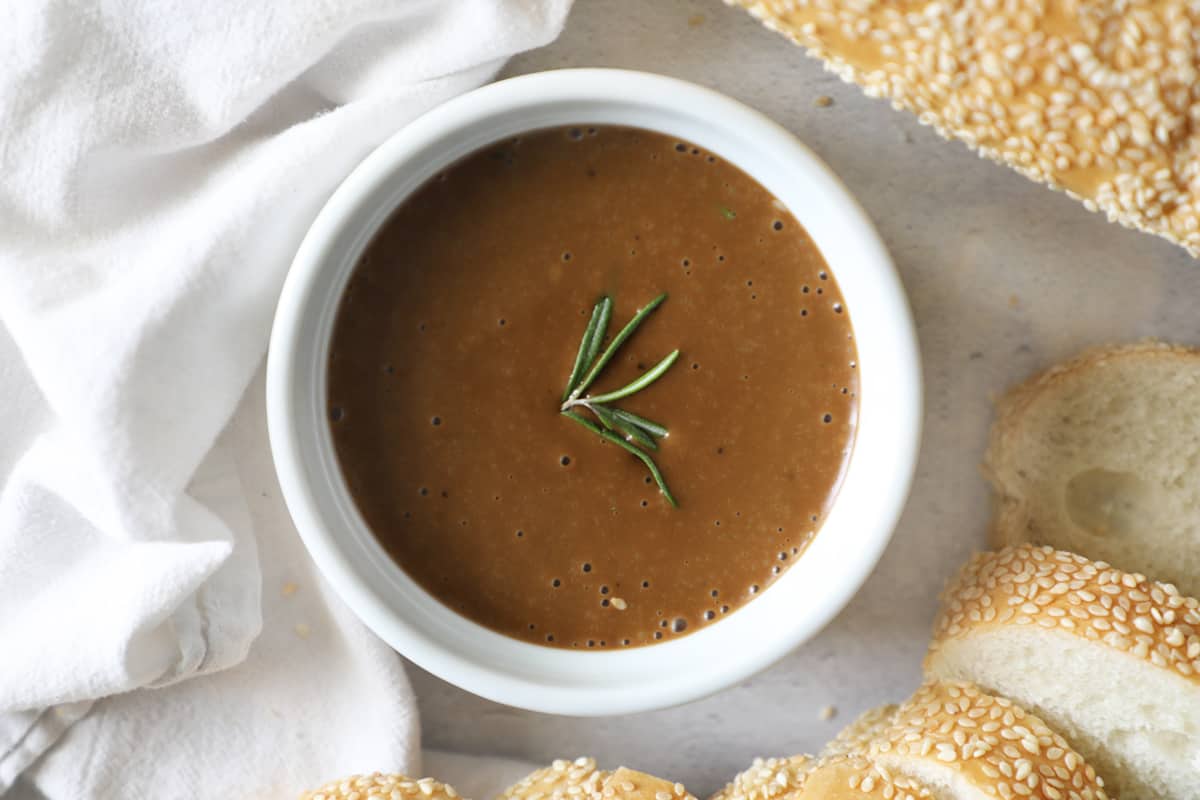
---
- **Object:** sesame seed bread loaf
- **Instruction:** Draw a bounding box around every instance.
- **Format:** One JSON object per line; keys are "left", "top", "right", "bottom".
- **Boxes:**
{"left": 709, "top": 756, "right": 814, "bottom": 800}
{"left": 502, "top": 759, "right": 696, "bottom": 800}
{"left": 499, "top": 757, "right": 611, "bottom": 800}
{"left": 861, "top": 681, "right": 1109, "bottom": 800}
{"left": 301, "top": 774, "right": 461, "bottom": 800}
{"left": 789, "top": 755, "right": 934, "bottom": 799}
{"left": 820, "top": 705, "right": 898, "bottom": 760}
{"left": 726, "top": 0, "right": 1200, "bottom": 256}
{"left": 711, "top": 753, "right": 934, "bottom": 800}
{"left": 985, "top": 341, "right": 1200, "bottom": 597}
{"left": 926, "top": 545, "right": 1200, "bottom": 799}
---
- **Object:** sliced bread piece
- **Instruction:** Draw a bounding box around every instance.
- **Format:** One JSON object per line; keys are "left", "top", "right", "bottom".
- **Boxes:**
{"left": 821, "top": 705, "right": 898, "bottom": 760}
{"left": 790, "top": 755, "right": 932, "bottom": 799}
{"left": 709, "top": 756, "right": 813, "bottom": 800}
{"left": 502, "top": 760, "right": 696, "bottom": 800}
{"left": 711, "top": 753, "right": 932, "bottom": 800}
{"left": 500, "top": 757, "right": 609, "bottom": 800}
{"left": 302, "top": 774, "right": 461, "bottom": 800}
{"left": 985, "top": 341, "right": 1200, "bottom": 596}
{"left": 861, "top": 681, "right": 1109, "bottom": 800}
{"left": 926, "top": 545, "right": 1200, "bottom": 799}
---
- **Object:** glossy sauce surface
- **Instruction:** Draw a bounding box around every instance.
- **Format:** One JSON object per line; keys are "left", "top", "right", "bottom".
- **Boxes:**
{"left": 327, "top": 126, "right": 858, "bottom": 648}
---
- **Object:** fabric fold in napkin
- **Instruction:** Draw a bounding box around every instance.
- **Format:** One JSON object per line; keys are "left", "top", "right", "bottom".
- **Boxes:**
{"left": 0, "top": 0, "right": 571, "bottom": 796}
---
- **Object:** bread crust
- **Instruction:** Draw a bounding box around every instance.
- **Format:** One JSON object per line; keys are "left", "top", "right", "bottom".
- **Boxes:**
{"left": 726, "top": 1, "right": 1200, "bottom": 256}
{"left": 984, "top": 340, "right": 1200, "bottom": 550}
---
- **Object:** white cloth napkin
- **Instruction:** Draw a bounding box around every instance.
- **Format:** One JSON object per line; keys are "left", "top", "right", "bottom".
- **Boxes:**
{"left": 0, "top": 0, "right": 570, "bottom": 796}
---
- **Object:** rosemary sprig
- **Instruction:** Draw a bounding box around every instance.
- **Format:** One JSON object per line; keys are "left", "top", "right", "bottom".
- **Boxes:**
{"left": 560, "top": 293, "right": 679, "bottom": 507}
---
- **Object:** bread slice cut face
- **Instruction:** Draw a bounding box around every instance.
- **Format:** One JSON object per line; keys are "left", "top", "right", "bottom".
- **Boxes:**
{"left": 926, "top": 545, "right": 1200, "bottom": 799}
{"left": 985, "top": 342, "right": 1200, "bottom": 597}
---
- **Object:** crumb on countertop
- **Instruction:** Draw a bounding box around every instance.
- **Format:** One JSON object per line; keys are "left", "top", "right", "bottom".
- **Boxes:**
{"left": 818, "top": 704, "right": 837, "bottom": 721}
{"left": 294, "top": 623, "right": 311, "bottom": 639}
{"left": 282, "top": 581, "right": 299, "bottom": 597}
{"left": 813, "top": 95, "right": 833, "bottom": 108}
{"left": 688, "top": 14, "right": 706, "bottom": 27}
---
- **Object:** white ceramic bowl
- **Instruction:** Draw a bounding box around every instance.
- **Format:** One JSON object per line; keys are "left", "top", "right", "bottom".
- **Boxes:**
{"left": 267, "top": 68, "right": 922, "bottom": 716}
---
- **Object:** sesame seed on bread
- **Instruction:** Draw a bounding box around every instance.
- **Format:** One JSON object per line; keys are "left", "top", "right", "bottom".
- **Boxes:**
{"left": 301, "top": 774, "right": 461, "bottom": 800}
{"left": 860, "top": 681, "right": 1110, "bottom": 800}
{"left": 984, "top": 341, "right": 1200, "bottom": 597}
{"left": 726, "top": 0, "right": 1200, "bottom": 256}
{"left": 926, "top": 545, "right": 1200, "bottom": 799}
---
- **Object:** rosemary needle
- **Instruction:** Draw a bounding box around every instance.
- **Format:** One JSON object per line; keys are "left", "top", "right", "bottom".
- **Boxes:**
{"left": 585, "top": 349, "right": 680, "bottom": 405}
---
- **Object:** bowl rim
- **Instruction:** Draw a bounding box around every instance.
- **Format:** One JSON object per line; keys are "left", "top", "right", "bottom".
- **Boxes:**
{"left": 266, "top": 67, "right": 923, "bottom": 716}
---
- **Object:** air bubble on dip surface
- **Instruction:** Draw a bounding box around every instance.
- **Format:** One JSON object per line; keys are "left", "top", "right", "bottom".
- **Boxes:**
{"left": 562, "top": 251, "right": 572, "bottom": 262}
{"left": 674, "top": 143, "right": 686, "bottom": 152}
{"left": 750, "top": 584, "right": 759, "bottom": 594}
{"left": 654, "top": 632, "right": 663, "bottom": 640}
{"left": 552, "top": 578, "right": 561, "bottom": 588}
{"left": 516, "top": 530, "right": 524, "bottom": 538}
{"left": 704, "top": 610, "right": 716, "bottom": 620}
{"left": 431, "top": 416, "right": 441, "bottom": 426}
{"left": 330, "top": 407, "right": 344, "bottom": 422}
{"left": 582, "top": 562, "right": 592, "bottom": 573}
{"left": 673, "top": 618, "right": 688, "bottom": 633}
{"left": 823, "top": 413, "right": 833, "bottom": 423}
{"left": 560, "top": 455, "right": 571, "bottom": 466}
{"left": 772, "top": 220, "right": 783, "bottom": 230}
{"left": 568, "top": 128, "right": 583, "bottom": 140}
{"left": 419, "top": 487, "right": 428, "bottom": 496}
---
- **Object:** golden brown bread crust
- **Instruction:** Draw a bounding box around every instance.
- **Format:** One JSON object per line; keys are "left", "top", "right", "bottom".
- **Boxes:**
{"left": 983, "top": 341, "right": 1200, "bottom": 550}
{"left": 726, "top": 0, "right": 1200, "bottom": 256}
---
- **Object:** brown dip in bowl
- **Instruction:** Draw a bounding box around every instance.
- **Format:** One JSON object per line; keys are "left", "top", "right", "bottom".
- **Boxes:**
{"left": 327, "top": 125, "right": 858, "bottom": 650}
